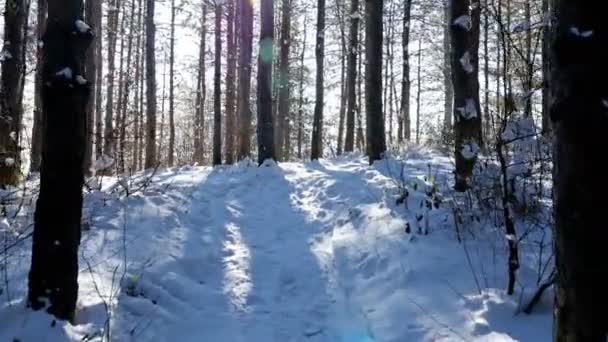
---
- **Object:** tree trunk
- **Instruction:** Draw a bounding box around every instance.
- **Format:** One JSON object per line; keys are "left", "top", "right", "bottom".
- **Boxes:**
{"left": 356, "top": 23, "right": 364, "bottom": 151}
{"left": 336, "top": 0, "right": 347, "bottom": 155}
{"left": 343, "top": 0, "right": 358, "bottom": 152}
{"left": 212, "top": 1, "right": 222, "bottom": 166}
{"left": 94, "top": 2, "right": 103, "bottom": 163}
{"left": 167, "top": 0, "right": 176, "bottom": 166}
{"left": 451, "top": 0, "right": 482, "bottom": 191}
{"left": 225, "top": 0, "right": 237, "bottom": 164}
{"left": 296, "top": 14, "right": 307, "bottom": 160}
{"left": 237, "top": 0, "right": 254, "bottom": 160}
{"left": 84, "top": 0, "right": 100, "bottom": 175}
{"left": 194, "top": 3, "right": 207, "bottom": 164}
{"left": 0, "top": 0, "right": 28, "bottom": 185}
{"left": 415, "top": 37, "right": 422, "bottom": 144}
{"left": 365, "top": 0, "right": 385, "bottom": 164}
{"left": 400, "top": 0, "right": 412, "bottom": 142}
{"left": 540, "top": 0, "right": 550, "bottom": 134}
{"left": 482, "top": 0, "right": 489, "bottom": 137}
{"left": 144, "top": 0, "right": 157, "bottom": 168}
{"left": 257, "top": 0, "right": 275, "bottom": 164}
{"left": 115, "top": 7, "right": 127, "bottom": 172}
{"left": 31, "top": 0, "right": 47, "bottom": 173}
{"left": 104, "top": 0, "right": 121, "bottom": 168}
{"left": 118, "top": 0, "right": 136, "bottom": 172}
{"left": 131, "top": 0, "right": 143, "bottom": 171}
{"left": 277, "top": 0, "right": 291, "bottom": 161}
{"left": 442, "top": 0, "right": 452, "bottom": 132}
{"left": 310, "top": 0, "right": 325, "bottom": 160}
{"left": 523, "top": 0, "right": 532, "bottom": 119}
{"left": 551, "top": 2, "right": 608, "bottom": 341}
{"left": 28, "top": 2, "right": 92, "bottom": 320}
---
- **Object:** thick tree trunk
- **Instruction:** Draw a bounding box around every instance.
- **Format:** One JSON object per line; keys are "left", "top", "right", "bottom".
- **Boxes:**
{"left": 194, "top": 3, "right": 207, "bottom": 164}
{"left": 213, "top": 1, "right": 222, "bottom": 166}
{"left": 225, "top": 0, "right": 237, "bottom": 164}
{"left": 168, "top": 0, "right": 176, "bottom": 166}
{"left": 310, "top": 0, "right": 325, "bottom": 160}
{"left": 442, "top": 0, "right": 452, "bottom": 132}
{"left": 451, "top": 0, "right": 482, "bottom": 191}
{"left": 0, "top": 0, "right": 28, "bottom": 185}
{"left": 237, "top": 0, "right": 254, "bottom": 160}
{"left": 551, "top": 2, "right": 608, "bottom": 341}
{"left": 277, "top": 0, "right": 291, "bottom": 160}
{"left": 144, "top": 0, "right": 157, "bottom": 168}
{"left": 343, "top": 0, "right": 358, "bottom": 152}
{"left": 31, "top": 0, "right": 47, "bottom": 173}
{"left": 365, "top": 0, "right": 385, "bottom": 164}
{"left": 28, "top": 2, "right": 92, "bottom": 320}
{"left": 257, "top": 0, "right": 275, "bottom": 164}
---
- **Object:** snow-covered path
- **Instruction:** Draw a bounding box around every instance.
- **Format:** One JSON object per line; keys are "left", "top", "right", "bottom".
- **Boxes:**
{"left": 0, "top": 152, "right": 552, "bottom": 342}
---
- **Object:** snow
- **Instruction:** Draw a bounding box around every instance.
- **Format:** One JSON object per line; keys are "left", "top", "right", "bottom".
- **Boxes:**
{"left": 0, "top": 49, "right": 12, "bottom": 62}
{"left": 461, "top": 141, "right": 480, "bottom": 160}
{"left": 9, "top": 132, "right": 17, "bottom": 141}
{"left": 602, "top": 99, "right": 608, "bottom": 108}
{"left": 0, "top": 152, "right": 551, "bottom": 341}
{"left": 569, "top": 27, "right": 593, "bottom": 38}
{"left": 456, "top": 98, "right": 478, "bottom": 120}
{"left": 453, "top": 15, "right": 472, "bottom": 31}
{"left": 459, "top": 51, "right": 474, "bottom": 74}
{"left": 75, "top": 20, "right": 91, "bottom": 33}
{"left": 55, "top": 67, "right": 73, "bottom": 80}
{"left": 4, "top": 157, "right": 15, "bottom": 167}
{"left": 75, "top": 75, "right": 87, "bottom": 85}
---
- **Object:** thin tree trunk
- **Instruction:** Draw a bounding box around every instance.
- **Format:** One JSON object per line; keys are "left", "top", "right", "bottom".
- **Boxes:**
{"left": 310, "top": 0, "right": 325, "bottom": 160}
{"left": 28, "top": 1, "right": 92, "bottom": 320}
{"left": 482, "top": 0, "right": 489, "bottom": 137}
{"left": 277, "top": 0, "right": 291, "bottom": 160}
{"left": 144, "top": 0, "right": 157, "bottom": 168}
{"left": 540, "top": 0, "right": 550, "bottom": 134}
{"left": 31, "top": 0, "right": 47, "bottom": 173}
{"left": 296, "top": 14, "right": 307, "bottom": 160}
{"left": 84, "top": 0, "right": 100, "bottom": 175}
{"left": 213, "top": 1, "right": 222, "bottom": 165}
{"left": 104, "top": 0, "right": 121, "bottom": 167}
{"left": 115, "top": 8, "right": 127, "bottom": 172}
{"left": 159, "top": 56, "right": 166, "bottom": 165}
{"left": 356, "top": 23, "right": 364, "bottom": 151}
{"left": 400, "top": 0, "right": 412, "bottom": 142}
{"left": 336, "top": 0, "right": 347, "bottom": 155}
{"left": 119, "top": 0, "right": 136, "bottom": 172}
{"left": 194, "top": 3, "right": 207, "bottom": 164}
{"left": 523, "top": 0, "right": 532, "bottom": 118}
{"left": 132, "top": 0, "right": 143, "bottom": 171}
{"left": 387, "top": 0, "right": 396, "bottom": 146}
{"left": 343, "top": 0, "right": 359, "bottom": 152}
{"left": 365, "top": 0, "right": 385, "bottom": 164}
{"left": 442, "top": 0, "right": 452, "bottom": 132}
{"left": 94, "top": 2, "right": 104, "bottom": 163}
{"left": 237, "top": 0, "right": 254, "bottom": 160}
{"left": 225, "top": 0, "right": 237, "bottom": 164}
{"left": 168, "top": 0, "right": 176, "bottom": 166}
{"left": 257, "top": 0, "right": 275, "bottom": 164}
{"left": 0, "top": 0, "right": 28, "bottom": 185}
{"left": 415, "top": 37, "right": 422, "bottom": 144}
{"left": 552, "top": 2, "right": 608, "bottom": 341}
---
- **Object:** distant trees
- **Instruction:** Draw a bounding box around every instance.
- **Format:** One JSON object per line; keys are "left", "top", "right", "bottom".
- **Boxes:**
{"left": 28, "top": 0, "right": 92, "bottom": 320}
{"left": 551, "top": 1, "right": 608, "bottom": 340}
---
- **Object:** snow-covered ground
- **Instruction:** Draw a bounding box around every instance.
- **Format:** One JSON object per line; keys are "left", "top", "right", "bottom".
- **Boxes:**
{"left": 0, "top": 149, "right": 552, "bottom": 341}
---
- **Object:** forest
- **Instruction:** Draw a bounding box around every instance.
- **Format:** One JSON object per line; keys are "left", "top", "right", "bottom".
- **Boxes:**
{"left": 0, "top": 0, "right": 606, "bottom": 341}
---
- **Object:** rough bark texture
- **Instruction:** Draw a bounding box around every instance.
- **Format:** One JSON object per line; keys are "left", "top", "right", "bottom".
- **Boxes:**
{"left": 551, "top": 2, "right": 608, "bottom": 341}
{"left": 237, "top": 0, "right": 253, "bottom": 160}
{"left": 257, "top": 0, "right": 275, "bottom": 164}
{"left": 31, "top": 0, "right": 47, "bottom": 173}
{"left": 144, "top": 0, "right": 157, "bottom": 168}
{"left": 0, "top": 0, "right": 28, "bottom": 185}
{"left": 451, "top": 0, "right": 482, "bottom": 191}
{"left": 277, "top": 0, "right": 291, "bottom": 161}
{"left": 168, "top": 0, "right": 176, "bottom": 166}
{"left": 212, "top": 1, "right": 222, "bottom": 166}
{"left": 225, "top": 0, "right": 237, "bottom": 164}
{"left": 343, "top": 0, "right": 358, "bottom": 152}
{"left": 194, "top": 3, "right": 207, "bottom": 164}
{"left": 365, "top": 0, "right": 385, "bottom": 164}
{"left": 28, "top": 1, "right": 92, "bottom": 320}
{"left": 310, "top": 0, "right": 325, "bottom": 160}
{"left": 84, "top": 0, "right": 100, "bottom": 175}
{"left": 104, "top": 0, "right": 121, "bottom": 166}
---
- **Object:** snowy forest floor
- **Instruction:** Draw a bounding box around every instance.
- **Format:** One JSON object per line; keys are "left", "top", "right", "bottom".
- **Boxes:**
{"left": 1, "top": 148, "right": 552, "bottom": 341}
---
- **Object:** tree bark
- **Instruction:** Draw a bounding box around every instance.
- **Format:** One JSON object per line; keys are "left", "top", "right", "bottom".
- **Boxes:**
{"left": 212, "top": 1, "right": 222, "bottom": 166}
{"left": 442, "top": 0, "right": 452, "bottom": 132}
{"left": 144, "top": 0, "right": 157, "bottom": 168}
{"left": 364, "top": 0, "right": 385, "bottom": 164}
{"left": 194, "top": 3, "right": 207, "bottom": 164}
{"left": 131, "top": 0, "right": 143, "bottom": 171}
{"left": 225, "top": 0, "right": 237, "bottom": 164}
{"left": 310, "top": 0, "right": 325, "bottom": 160}
{"left": 415, "top": 37, "right": 422, "bottom": 144}
{"left": 451, "top": 0, "right": 482, "bottom": 191}
{"left": 0, "top": 0, "right": 28, "bottom": 185}
{"left": 277, "top": 0, "right": 291, "bottom": 160}
{"left": 31, "top": 0, "right": 47, "bottom": 173}
{"left": 551, "top": 2, "right": 608, "bottom": 341}
{"left": 336, "top": 0, "right": 346, "bottom": 154}
{"left": 84, "top": 0, "right": 100, "bottom": 175}
{"left": 237, "top": 0, "right": 254, "bottom": 160}
{"left": 399, "top": 0, "right": 412, "bottom": 142}
{"left": 541, "top": 0, "right": 551, "bottom": 134}
{"left": 296, "top": 14, "right": 307, "bottom": 160}
{"left": 257, "top": 0, "right": 275, "bottom": 164}
{"left": 104, "top": 0, "right": 121, "bottom": 168}
{"left": 167, "top": 0, "right": 176, "bottom": 166}
{"left": 28, "top": 2, "right": 92, "bottom": 320}
{"left": 343, "top": 0, "right": 358, "bottom": 152}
